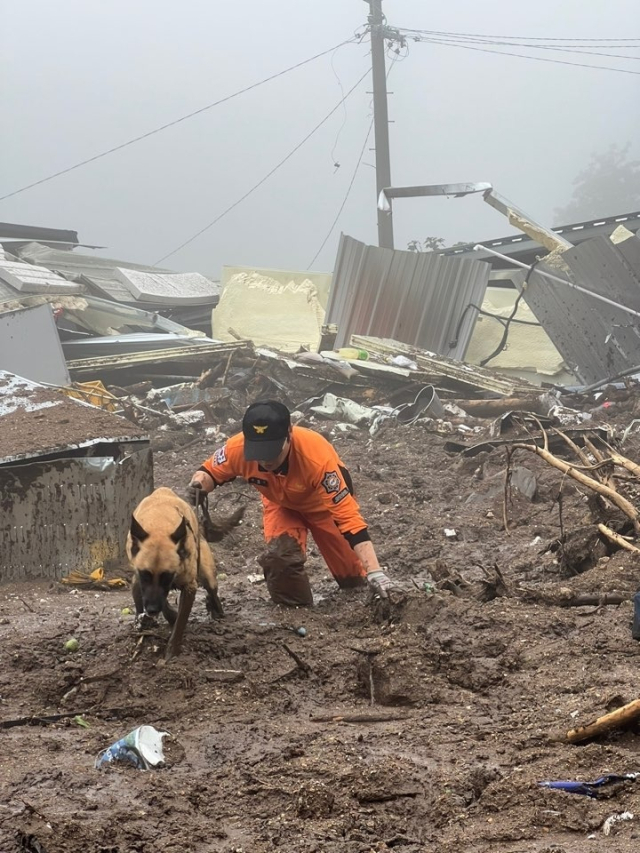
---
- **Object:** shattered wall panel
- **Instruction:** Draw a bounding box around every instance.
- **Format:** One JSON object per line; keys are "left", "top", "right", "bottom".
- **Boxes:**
{"left": 513, "top": 235, "right": 640, "bottom": 385}
{"left": 326, "top": 235, "right": 490, "bottom": 358}
{"left": 0, "top": 449, "right": 153, "bottom": 582}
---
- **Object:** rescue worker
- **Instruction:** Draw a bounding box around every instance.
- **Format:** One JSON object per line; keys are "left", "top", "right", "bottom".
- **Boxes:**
{"left": 187, "top": 400, "right": 393, "bottom": 606}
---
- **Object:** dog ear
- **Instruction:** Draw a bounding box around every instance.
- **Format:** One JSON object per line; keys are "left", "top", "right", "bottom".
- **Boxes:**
{"left": 170, "top": 516, "right": 188, "bottom": 546}
{"left": 130, "top": 514, "right": 149, "bottom": 542}
{"left": 130, "top": 514, "right": 149, "bottom": 558}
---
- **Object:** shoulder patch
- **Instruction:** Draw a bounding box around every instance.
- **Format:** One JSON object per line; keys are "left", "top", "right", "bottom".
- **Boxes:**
{"left": 212, "top": 446, "right": 227, "bottom": 466}
{"left": 321, "top": 470, "right": 341, "bottom": 494}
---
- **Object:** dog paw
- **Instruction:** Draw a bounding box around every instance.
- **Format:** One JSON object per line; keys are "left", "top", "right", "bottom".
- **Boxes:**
{"left": 135, "top": 613, "right": 158, "bottom": 631}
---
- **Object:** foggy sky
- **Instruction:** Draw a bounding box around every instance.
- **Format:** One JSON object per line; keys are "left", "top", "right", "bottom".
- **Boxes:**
{"left": 2, "top": 0, "right": 639, "bottom": 277}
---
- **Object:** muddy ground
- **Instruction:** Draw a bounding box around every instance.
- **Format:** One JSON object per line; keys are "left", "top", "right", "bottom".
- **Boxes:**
{"left": 3, "top": 410, "right": 640, "bottom": 852}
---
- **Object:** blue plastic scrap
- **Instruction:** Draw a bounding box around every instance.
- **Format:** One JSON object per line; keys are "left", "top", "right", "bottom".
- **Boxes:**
{"left": 539, "top": 773, "right": 639, "bottom": 798}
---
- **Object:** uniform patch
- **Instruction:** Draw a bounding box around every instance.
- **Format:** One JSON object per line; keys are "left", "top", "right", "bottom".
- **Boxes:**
{"left": 332, "top": 487, "right": 349, "bottom": 505}
{"left": 322, "top": 470, "right": 341, "bottom": 494}
{"left": 248, "top": 477, "right": 268, "bottom": 487}
{"left": 213, "top": 446, "right": 227, "bottom": 466}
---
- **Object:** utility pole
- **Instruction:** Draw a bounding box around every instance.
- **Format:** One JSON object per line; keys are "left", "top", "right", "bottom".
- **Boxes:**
{"left": 366, "top": 0, "right": 394, "bottom": 249}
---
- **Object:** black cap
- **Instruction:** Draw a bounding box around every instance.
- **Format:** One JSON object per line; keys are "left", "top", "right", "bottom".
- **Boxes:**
{"left": 242, "top": 400, "right": 291, "bottom": 461}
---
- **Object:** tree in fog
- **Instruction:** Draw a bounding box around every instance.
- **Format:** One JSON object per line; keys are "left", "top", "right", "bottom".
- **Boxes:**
{"left": 554, "top": 143, "right": 640, "bottom": 224}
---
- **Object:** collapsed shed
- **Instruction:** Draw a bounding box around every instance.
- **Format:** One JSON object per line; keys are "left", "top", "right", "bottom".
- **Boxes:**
{"left": 0, "top": 371, "right": 152, "bottom": 582}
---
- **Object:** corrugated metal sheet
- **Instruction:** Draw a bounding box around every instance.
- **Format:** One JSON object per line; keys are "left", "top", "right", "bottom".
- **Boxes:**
{"left": 1, "top": 449, "right": 153, "bottom": 581}
{"left": 326, "top": 234, "right": 490, "bottom": 358}
{"left": 512, "top": 235, "right": 640, "bottom": 384}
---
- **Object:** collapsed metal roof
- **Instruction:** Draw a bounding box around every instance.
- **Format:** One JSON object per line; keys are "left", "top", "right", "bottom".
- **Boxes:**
{"left": 0, "top": 371, "right": 147, "bottom": 466}
{"left": 510, "top": 234, "right": 640, "bottom": 385}
{"left": 326, "top": 234, "right": 490, "bottom": 358}
{"left": 439, "top": 211, "right": 640, "bottom": 268}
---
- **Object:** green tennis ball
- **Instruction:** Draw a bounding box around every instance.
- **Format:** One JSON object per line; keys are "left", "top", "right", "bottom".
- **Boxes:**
{"left": 64, "top": 638, "right": 79, "bottom": 652}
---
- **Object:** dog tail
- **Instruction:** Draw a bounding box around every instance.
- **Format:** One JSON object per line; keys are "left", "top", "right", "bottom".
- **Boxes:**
{"left": 199, "top": 505, "right": 246, "bottom": 543}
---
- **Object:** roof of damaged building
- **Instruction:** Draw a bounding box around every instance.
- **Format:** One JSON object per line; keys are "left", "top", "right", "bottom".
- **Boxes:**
{"left": 439, "top": 210, "right": 640, "bottom": 269}
{"left": 15, "top": 243, "right": 220, "bottom": 306}
{"left": 0, "top": 371, "right": 148, "bottom": 466}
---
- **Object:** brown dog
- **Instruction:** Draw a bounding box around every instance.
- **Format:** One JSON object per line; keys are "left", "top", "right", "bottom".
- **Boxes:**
{"left": 126, "top": 487, "right": 224, "bottom": 660}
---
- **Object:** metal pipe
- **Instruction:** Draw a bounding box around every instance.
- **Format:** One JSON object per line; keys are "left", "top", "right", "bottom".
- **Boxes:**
{"left": 473, "top": 244, "right": 640, "bottom": 320}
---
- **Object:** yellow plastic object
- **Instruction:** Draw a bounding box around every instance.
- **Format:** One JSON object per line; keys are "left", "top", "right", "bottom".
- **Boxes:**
{"left": 337, "top": 347, "right": 369, "bottom": 361}
{"left": 60, "top": 566, "right": 127, "bottom": 589}
{"left": 61, "top": 381, "right": 119, "bottom": 412}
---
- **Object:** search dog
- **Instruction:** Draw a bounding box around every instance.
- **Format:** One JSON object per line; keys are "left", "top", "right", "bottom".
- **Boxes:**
{"left": 126, "top": 487, "right": 242, "bottom": 660}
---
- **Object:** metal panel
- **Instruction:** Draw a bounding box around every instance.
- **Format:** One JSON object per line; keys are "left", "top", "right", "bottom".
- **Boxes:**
{"left": 512, "top": 235, "right": 640, "bottom": 384}
{"left": 326, "top": 234, "right": 490, "bottom": 358}
{"left": 0, "top": 222, "right": 78, "bottom": 244}
{"left": 0, "top": 304, "right": 70, "bottom": 386}
{"left": 440, "top": 211, "right": 640, "bottom": 263}
{"left": 0, "top": 448, "right": 153, "bottom": 582}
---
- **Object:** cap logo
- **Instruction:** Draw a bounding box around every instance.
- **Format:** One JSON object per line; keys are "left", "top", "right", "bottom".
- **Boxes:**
{"left": 253, "top": 424, "right": 268, "bottom": 434}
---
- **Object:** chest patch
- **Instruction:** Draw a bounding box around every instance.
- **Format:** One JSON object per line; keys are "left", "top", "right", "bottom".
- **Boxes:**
{"left": 321, "top": 470, "right": 341, "bottom": 494}
{"left": 248, "top": 477, "right": 268, "bottom": 487}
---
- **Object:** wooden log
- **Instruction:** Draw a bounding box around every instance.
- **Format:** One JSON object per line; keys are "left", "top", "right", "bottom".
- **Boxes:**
{"left": 455, "top": 396, "right": 550, "bottom": 418}
{"left": 566, "top": 698, "right": 640, "bottom": 744}
{"left": 517, "top": 443, "right": 640, "bottom": 531}
{"left": 597, "top": 523, "right": 640, "bottom": 554}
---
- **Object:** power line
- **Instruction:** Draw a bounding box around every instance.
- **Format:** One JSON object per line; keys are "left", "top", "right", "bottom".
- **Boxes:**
{"left": 403, "top": 34, "right": 640, "bottom": 75}
{"left": 155, "top": 67, "right": 371, "bottom": 265}
{"left": 398, "top": 26, "right": 640, "bottom": 43}
{"left": 307, "top": 54, "right": 399, "bottom": 268}
{"left": 307, "top": 115, "right": 374, "bottom": 269}
{"left": 397, "top": 30, "right": 640, "bottom": 61}
{"left": 0, "top": 38, "right": 358, "bottom": 203}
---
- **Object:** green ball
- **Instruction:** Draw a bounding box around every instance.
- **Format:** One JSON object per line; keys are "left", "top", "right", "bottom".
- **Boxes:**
{"left": 64, "top": 638, "right": 79, "bottom": 652}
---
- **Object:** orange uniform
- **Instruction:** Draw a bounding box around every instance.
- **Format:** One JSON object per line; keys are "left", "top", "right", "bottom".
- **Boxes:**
{"left": 199, "top": 426, "right": 368, "bottom": 590}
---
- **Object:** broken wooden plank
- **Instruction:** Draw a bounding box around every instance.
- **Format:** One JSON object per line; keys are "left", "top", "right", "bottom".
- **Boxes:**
{"left": 67, "top": 341, "right": 251, "bottom": 376}
{"left": 566, "top": 699, "right": 640, "bottom": 744}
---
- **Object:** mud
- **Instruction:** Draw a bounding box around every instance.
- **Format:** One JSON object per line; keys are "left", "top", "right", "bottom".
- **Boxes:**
{"left": 2, "top": 422, "right": 640, "bottom": 852}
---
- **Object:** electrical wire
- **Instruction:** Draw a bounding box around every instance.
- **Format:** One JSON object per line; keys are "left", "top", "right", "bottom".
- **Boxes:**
{"left": 397, "top": 27, "right": 640, "bottom": 43}
{"left": 0, "top": 38, "right": 358, "bottom": 203}
{"left": 329, "top": 46, "right": 349, "bottom": 167}
{"left": 402, "top": 33, "right": 640, "bottom": 76}
{"left": 307, "top": 56, "right": 398, "bottom": 269}
{"left": 398, "top": 30, "right": 640, "bottom": 61}
{"left": 154, "top": 67, "right": 371, "bottom": 265}
{"left": 307, "top": 114, "right": 374, "bottom": 269}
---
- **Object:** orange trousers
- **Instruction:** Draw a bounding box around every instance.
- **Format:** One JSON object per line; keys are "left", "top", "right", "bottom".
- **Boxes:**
{"left": 260, "top": 498, "right": 367, "bottom": 605}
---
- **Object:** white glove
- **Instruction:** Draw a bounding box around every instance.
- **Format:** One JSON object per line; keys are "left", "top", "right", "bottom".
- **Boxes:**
{"left": 366, "top": 569, "right": 393, "bottom": 598}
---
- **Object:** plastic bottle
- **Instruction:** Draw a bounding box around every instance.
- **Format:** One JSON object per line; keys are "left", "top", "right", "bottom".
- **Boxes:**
{"left": 633, "top": 591, "right": 640, "bottom": 641}
{"left": 337, "top": 347, "right": 369, "bottom": 361}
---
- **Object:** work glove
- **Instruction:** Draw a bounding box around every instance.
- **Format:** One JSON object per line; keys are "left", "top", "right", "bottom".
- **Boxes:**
{"left": 187, "top": 481, "right": 206, "bottom": 508}
{"left": 366, "top": 568, "right": 394, "bottom": 598}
